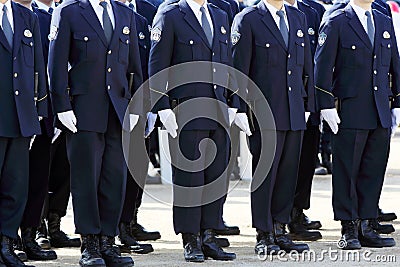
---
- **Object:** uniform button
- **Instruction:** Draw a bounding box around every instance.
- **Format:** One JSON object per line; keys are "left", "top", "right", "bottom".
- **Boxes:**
{"left": 213, "top": 68, "right": 216, "bottom": 73}
{"left": 189, "top": 40, "right": 194, "bottom": 45}
{"left": 288, "top": 87, "right": 292, "bottom": 91}
{"left": 388, "top": 44, "right": 391, "bottom": 48}
{"left": 288, "top": 70, "right": 291, "bottom": 75}
{"left": 108, "top": 68, "right": 112, "bottom": 73}
{"left": 108, "top": 50, "right": 112, "bottom": 55}
{"left": 84, "top": 37, "right": 88, "bottom": 42}
{"left": 126, "top": 40, "right": 129, "bottom": 44}
{"left": 30, "top": 42, "right": 33, "bottom": 46}
{"left": 351, "top": 45, "right": 356, "bottom": 50}
{"left": 212, "top": 52, "right": 215, "bottom": 56}
{"left": 14, "top": 73, "right": 18, "bottom": 78}
{"left": 214, "top": 85, "right": 217, "bottom": 89}
{"left": 301, "top": 43, "right": 304, "bottom": 47}
{"left": 107, "top": 85, "right": 111, "bottom": 90}
{"left": 374, "top": 55, "right": 377, "bottom": 59}
{"left": 266, "top": 43, "right": 270, "bottom": 48}
{"left": 374, "top": 86, "right": 378, "bottom": 91}
{"left": 374, "top": 70, "right": 377, "bottom": 75}
{"left": 15, "top": 90, "right": 19, "bottom": 96}
{"left": 288, "top": 54, "right": 291, "bottom": 58}
{"left": 13, "top": 57, "right": 16, "bottom": 61}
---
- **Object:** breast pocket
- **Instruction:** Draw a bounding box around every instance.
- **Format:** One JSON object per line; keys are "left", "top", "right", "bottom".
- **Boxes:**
{"left": 255, "top": 41, "right": 278, "bottom": 66}
{"left": 177, "top": 36, "right": 202, "bottom": 60}
{"left": 341, "top": 42, "right": 365, "bottom": 68}
{"left": 219, "top": 36, "right": 229, "bottom": 62}
{"left": 295, "top": 40, "right": 305, "bottom": 66}
{"left": 72, "top": 32, "right": 98, "bottom": 61}
{"left": 380, "top": 41, "right": 392, "bottom": 66}
{"left": 21, "top": 37, "right": 34, "bottom": 67}
{"left": 119, "top": 35, "right": 130, "bottom": 65}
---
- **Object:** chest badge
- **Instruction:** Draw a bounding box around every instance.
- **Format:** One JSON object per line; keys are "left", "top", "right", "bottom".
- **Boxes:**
{"left": 221, "top": 26, "right": 226, "bottom": 35}
{"left": 123, "top": 26, "right": 130, "bottom": 35}
{"left": 308, "top": 28, "right": 315, "bottom": 36}
{"left": 297, "top": 29, "right": 303, "bottom": 38}
{"left": 151, "top": 27, "right": 162, "bottom": 42}
{"left": 24, "top": 29, "right": 32, "bottom": 38}
{"left": 231, "top": 31, "right": 241, "bottom": 46}
{"left": 383, "top": 31, "right": 390, "bottom": 39}
{"left": 139, "top": 32, "right": 145, "bottom": 40}
{"left": 318, "top": 32, "right": 327, "bottom": 46}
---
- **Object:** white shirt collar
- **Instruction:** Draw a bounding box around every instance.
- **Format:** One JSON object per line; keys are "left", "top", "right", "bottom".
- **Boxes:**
{"left": 0, "top": 0, "right": 14, "bottom": 32}
{"left": 35, "top": 1, "right": 56, "bottom": 11}
{"left": 350, "top": 0, "right": 372, "bottom": 20}
{"left": 186, "top": 0, "right": 209, "bottom": 14}
{"left": 285, "top": 0, "right": 298, "bottom": 9}
{"left": 263, "top": 0, "right": 286, "bottom": 16}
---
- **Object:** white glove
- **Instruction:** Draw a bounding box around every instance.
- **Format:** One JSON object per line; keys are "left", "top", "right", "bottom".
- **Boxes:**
{"left": 58, "top": 110, "right": 77, "bottom": 133}
{"left": 228, "top": 108, "right": 238, "bottom": 126}
{"left": 158, "top": 109, "right": 178, "bottom": 138}
{"left": 145, "top": 112, "right": 157, "bottom": 138}
{"left": 129, "top": 114, "right": 139, "bottom": 132}
{"left": 234, "top": 113, "right": 252, "bottom": 136}
{"left": 305, "top": 112, "right": 310, "bottom": 123}
{"left": 391, "top": 108, "right": 400, "bottom": 138}
{"left": 52, "top": 128, "right": 62, "bottom": 144}
{"left": 320, "top": 108, "right": 341, "bottom": 134}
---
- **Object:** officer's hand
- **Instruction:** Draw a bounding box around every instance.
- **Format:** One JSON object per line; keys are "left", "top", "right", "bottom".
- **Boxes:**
{"left": 305, "top": 112, "right": 310, "bottom": 123}
{"left": 145, "top": 112, "right": 158, "bottom": 138}
{"left": 391, "top": 108, "right": 400, "bottom": 138}
{"left": 52, "top": 128, "right": 62, "bottom": 144}
{"left": 234, "top": 113, "right": 252, "bottom": 136}
{"left": 158, "top": 109, "right": 178, "bottom": 138}
{"left": 129, "top": 114, "right": 140, "bottom": 132}
{"left": 228, "top": 108, "right": 238, "bottom": 126}
{"left": 57, "top": 110, "right": 77, "bottom": 133}
{"left": 320, "top": 108, "right": 341, "bottom": 134}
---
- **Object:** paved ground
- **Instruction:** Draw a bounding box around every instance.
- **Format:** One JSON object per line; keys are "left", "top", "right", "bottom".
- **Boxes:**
{"left": 32, "top": 134, "right": 400, "bottom": 266}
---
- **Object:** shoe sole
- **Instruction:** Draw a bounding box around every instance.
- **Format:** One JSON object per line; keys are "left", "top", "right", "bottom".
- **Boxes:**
{"left": 289, "top": 234, "right": 322, "bottom": 242}
{"left": 204, "top": 256, "right": 236, "bottom": 261}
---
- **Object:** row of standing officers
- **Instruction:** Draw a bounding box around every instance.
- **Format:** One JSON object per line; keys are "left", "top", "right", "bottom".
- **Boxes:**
{"left": 0, "top": 0, "right": 399, "bottom": 266}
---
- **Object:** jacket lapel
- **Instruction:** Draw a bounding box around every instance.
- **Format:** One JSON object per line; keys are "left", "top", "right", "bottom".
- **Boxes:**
{"left": 0, "top": 27, "right": 12, "bottom": 53}
{"left": 179, "top": 0, "right": 212, "bottom": 49}
{"left": 79, "top": 0, "right": 108, "bottom": 48}
{"left": 372, "top": 9, "right": 382, "bottom": 49}
{"left": 346, "top": 5, "right": 373, "bottom": 50}
{"left": 109, "top": 0, "right": 122, "bottom": 49}
{"left": 258, "top": 1, "right": 287, "bottom": 51}
{"left": 286, "top": 6, "right": 297, "bottom": 52}
{"left": 11, "top": 2, "right": 23, "bottom": 57}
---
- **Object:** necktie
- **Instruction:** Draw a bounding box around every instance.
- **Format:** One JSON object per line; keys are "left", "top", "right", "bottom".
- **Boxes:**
{"left": 129, "top": 3, "right": 135, "bottom": 11}
{"left": 2, "top": 5, "right": 13, "bottom": 48}
{"left": 99, "top": 1, "right": 113, "bottom": 44}
{"left": 48, "top": 7, "right": 54, "bottom": 14}
{"left": 200, "top": 6, "right": 213, "bottom": 47}
{"left": 365, "top": 11, "right": 374, "bottom": 46}
{"left": 276, "top": 10, "right": 288, "bottom": 47}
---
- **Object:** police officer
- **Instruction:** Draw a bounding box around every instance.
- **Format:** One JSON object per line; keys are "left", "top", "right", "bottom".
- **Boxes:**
{"left": 315, "top": 0, "right": 399, "bottom": 250}
{"left": 284, "top": 0, "right": 323, "bottom": 242}
{"left": 232, "top": 0, "right": 315, "bottom": 255}
{"left": 0, "top": 0, "right": 47, "bottom": 265}
{"left": 149, "top": 0, "right": 250, "bottom": 262}
{"left": 48, "top": 0, "right": 143, "bottom": 266}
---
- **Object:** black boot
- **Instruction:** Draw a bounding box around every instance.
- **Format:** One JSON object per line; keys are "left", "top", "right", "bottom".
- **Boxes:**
{"left": 48, "top": 212, "right": 81, "bottom": 248}
{"left": 182, "top": 233, "right": 204, "bottom": 263}
{"left": 370, "top": 219, "right": 395, "bottom": 234}
{"left": 118, "top": 222, "right": 153, "bottom": 254}
{"left": 80, "top": 235, "right": 106, "bottom": 267}
{"left": 202, "top": 229, "right": 236, "bottom": 261}
{"left": 0, "top": 235, "right": 34, "bottom": 267}
{"left": 130, "top": 210, "right": 161, "bottom": 241}
{"left": 36, "top": 219, "right": 51, "bottom": 250}
{"left": 214, "top": 222, "right": 240, "bottom": 236}
{"left": 21, "top": 227, "right": 57, "bottom": 261}
{"left": 273, "top": 221, "right": 309, "bottom": 253}
{"left": 255, "top": 230, "right": 280, "bottom": 256}
{"left": 99, "top": 236, "right": 134, "bottom": 267}
{"left": 300, "top": 211, "right": 322, "bottom": 230}
{"left": 288, "top": 208, "right": 322, "bottom": 241}
{"left": 358, "top": 220, "right": 396, "bottom": 248}
{"left": 13, "top": 236, "right": 28, "bottom": 262}
{"left": 215, "top": 237, "right": 230, "bottom": 248}
{"left": 378, "top": 208, "right": 397, "bottom": 222}
{"left": 339, "top": 220, "right": 361, "bottom": 250}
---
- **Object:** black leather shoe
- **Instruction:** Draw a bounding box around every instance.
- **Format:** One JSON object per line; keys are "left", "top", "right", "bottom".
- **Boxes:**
{"left": 273, "top": 221, "right": 309, "bottom": 253}
{"left": 214, "top": 222, "right": 240, "bottom": 236}
{"left": 289, "top": 208, "right": 322, "bottom": 241}
{"left": 0, "top": 235, "right": 34, "bottom": 267}
{"left": 359, "top": 220, "right": 396, "bottom": 248}
{"left": 378, "top": 208, "right": 397, "bottom": 222}
{"left": 215, "top": 237, "right": 230, "bottom": 248}
{"left": 48, "top": 213, "right": 81, "bottom": 248}
{"left": 299, "top": 211, "right": 322, "bottom": 230}
{"left": 182, "top": 233, "right": 205, "bottom": 262}
{"left": 130, "top": 210, "right": 161, "bottom": 241}
{"left": 13, "top": 236, "right": 28, "bottom": 262}
{"left": 80, "top": 235, "right": 106, "bottom": 267}
{"left": 314, "top": 166, "right": 328, "bottom": 175}
{"left": 339, "top": 220, "right": 361, "bottom": 250}
{"left": 36, "top": 219, "right": 51, "bottom": 250}
{"left": 118, "top": 222, "right": 153, "bottom": 254}
{"left": 100, "top": 236, "right": 134, "bottom": 267}
{"left": 21, "top": 227, "right": 57, "bottom": 261}
{"left": 255, "top": 230, "right": 280, "bottom": 255}
{"left": 370, "top": 219, "right": 395, "bottom": 234}
{"left": 202, "top": 229, "right": 236, "bottom": 261}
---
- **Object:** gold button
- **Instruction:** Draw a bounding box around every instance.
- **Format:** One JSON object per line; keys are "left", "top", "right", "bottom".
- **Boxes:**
{"left": 374, "top": 86, "right": 378, "bottom": 91}
{"left": 107, "top": 85, "right": 111, "bottom": 90}
{"left": 108, "top": 68, "right": 112, "bottom": 73}
{"left": 288, "top": 87, "right": 292, "bottom": 91}
{"left": 266, "top": 43, "right": 270, "bottom": 48}
{"left": 189, "top": 40, "right": 194, "bottom": 45}
{"left": 15, "top": 90, "right": 19, "bottom": 96}
{"left": 288, "top": 70, "right": 291, "bottom": 75}
{"left": 14, "top": 73, "right": 18, "bottom": 78}
{"left": 351, "top": 45, "right": 356, "bottom": 50}
{"left": 108, "top": 50, "right": 112, "bottom": 55}
{"left": 84, "top": 37, "right": 88, "bottom": 41}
